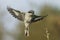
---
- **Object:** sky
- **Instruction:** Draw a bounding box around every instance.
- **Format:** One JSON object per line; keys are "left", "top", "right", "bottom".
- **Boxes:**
{"left": 0, "top": 0, "right": 60, "bottom": 40}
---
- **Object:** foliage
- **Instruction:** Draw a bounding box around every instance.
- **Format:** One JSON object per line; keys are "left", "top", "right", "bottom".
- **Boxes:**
{"left": 20, "top": 5, "right": 60, "bottom": 40}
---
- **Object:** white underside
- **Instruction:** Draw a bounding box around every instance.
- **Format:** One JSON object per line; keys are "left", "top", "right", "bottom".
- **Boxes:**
{"left": 24, "top": 13, "right": 32, "bottom": 36}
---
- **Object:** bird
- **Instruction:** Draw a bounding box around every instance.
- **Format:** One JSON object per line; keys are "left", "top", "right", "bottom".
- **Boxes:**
{"left": 7, "top": 7, "right": 48, "bottom": 37}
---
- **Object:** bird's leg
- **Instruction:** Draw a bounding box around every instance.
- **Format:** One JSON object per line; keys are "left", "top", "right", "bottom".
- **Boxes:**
{"left": 24, "top": 23, "right": 30, "bottom": 37}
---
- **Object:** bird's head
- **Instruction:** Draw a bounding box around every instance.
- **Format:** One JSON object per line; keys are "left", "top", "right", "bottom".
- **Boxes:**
{"left": 28, "top": 10, "right": 34, "bottom": 15}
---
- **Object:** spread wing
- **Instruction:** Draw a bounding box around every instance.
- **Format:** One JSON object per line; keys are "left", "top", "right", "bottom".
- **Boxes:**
{"left": 31, "top": 15, "right": 48, "bottom": 23}
{"left": 7, "top": 7, "right": 25, "bottom": 21}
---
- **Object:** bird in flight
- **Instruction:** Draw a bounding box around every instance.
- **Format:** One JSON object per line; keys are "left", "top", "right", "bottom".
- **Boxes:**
{"left": 7, "top": 7, "right": 48, "bottom": 37}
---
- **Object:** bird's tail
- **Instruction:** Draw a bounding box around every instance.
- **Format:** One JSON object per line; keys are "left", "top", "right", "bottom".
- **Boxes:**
{"left": 24, "top": 23, "right": 30, "bottom": 37}
{"left": 25, "top": 26, "right": 29, "bottom": 37}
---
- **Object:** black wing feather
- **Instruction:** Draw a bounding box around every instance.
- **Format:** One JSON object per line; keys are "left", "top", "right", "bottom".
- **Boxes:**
{"left": 7, "top": 7, "right": 25, "bottom": 21}
{"left": 31, "top": 15, "right": 48, "bottom": 23}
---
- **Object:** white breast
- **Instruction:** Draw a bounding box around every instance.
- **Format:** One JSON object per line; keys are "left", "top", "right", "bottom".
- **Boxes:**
{"left": 24, "top": 13, "right": 32, "bottom": 23}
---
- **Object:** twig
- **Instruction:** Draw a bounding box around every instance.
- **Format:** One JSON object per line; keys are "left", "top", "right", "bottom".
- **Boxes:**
{"left": 46, "top": 28, "right": 50, "bottom": 40}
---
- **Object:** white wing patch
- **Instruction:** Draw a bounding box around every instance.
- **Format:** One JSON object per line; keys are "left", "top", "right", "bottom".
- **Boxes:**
{"left": 12, "top": 10, "right": 19, "bottom": 16}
